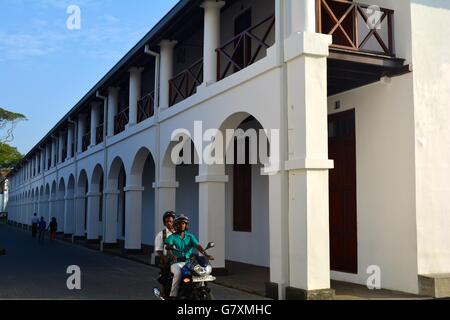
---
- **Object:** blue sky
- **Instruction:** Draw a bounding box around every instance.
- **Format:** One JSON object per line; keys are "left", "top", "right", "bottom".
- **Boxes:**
{"left": 0, "top": 0, "right": 179, "bottom": 154}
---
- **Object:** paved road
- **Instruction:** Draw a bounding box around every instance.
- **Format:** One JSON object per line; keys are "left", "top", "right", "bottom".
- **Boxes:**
{"left": 0, "top": 223, "right": 265, "bottom": 300}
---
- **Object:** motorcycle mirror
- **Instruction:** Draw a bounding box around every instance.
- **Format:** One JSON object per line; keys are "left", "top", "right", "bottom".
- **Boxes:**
{"left": 205, "top": 242, "right": 215, "bottom": 250}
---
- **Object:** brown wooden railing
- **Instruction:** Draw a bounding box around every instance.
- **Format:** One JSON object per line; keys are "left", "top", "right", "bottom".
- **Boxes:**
{"left": 114, "top": 108, "right": 129, "bottom": 135}
{"left": 216, "top": 15, "right": 275, "bottom": 81}
{"left": 169, "top": 59, "right": 203, "bottom": 107}
{"left": 96, "top": 124, "right": 104, "bottom": 144}
{"left": 82, "top": 132, "right": 90, "bottom": 152}
{"left": 137, "top": 91, "right": 155, "bottom": 123}
{"left": 317, "top": 0, "right": 394, "bottom": 56}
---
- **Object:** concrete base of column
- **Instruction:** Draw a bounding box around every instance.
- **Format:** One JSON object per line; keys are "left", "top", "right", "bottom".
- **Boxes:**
{"left": 286, "top": 287, "right": 335, "bottom": 300}
{"left": 123, "top": 249, "right": 142, "bottom": 255}
{"left": 102, "top": 242, "right": 119, "bottom": 249}
{"left": 64, "top": 233, "right": 73, "bottom": 239}
{"left": 265, "top": 282, "right": 280, "bottom": 300}
{"left": 87, "top": 239, "right": 101, "bottom": 245}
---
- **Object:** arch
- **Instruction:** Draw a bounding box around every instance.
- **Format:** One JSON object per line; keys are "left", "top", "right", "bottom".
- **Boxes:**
{"left": 57, "top": 177, "right": 66, "bottom": 232}
{"left": 88, "top": 164, "right": 104, "bottom": 240}
{"left": 65, "top": 174, "right": 76, "bottom": 235}
{"left": 107, "top": 157, "right": 126, "bottom": 243}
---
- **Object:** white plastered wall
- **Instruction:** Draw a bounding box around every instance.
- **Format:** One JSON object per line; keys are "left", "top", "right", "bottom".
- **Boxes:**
{"left": 410, "top": 0, "right": 450, "bottom": 276}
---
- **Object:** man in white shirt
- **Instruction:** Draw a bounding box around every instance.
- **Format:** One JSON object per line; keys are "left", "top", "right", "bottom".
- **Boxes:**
{"left": 154, "top": 211, "right": 176, "bottom": 297}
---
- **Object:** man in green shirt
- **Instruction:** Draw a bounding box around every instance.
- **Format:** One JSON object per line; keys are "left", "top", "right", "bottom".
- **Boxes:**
{"left": 166, "top": 215, "right": 213, "bottom": 298}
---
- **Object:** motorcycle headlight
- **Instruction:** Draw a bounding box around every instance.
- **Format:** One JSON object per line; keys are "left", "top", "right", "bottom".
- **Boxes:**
{"left": 205, "top": 265, "right": 212, "bottom": 275}
{"left": 194, "top": 264, "right": 206, "bottom": 276}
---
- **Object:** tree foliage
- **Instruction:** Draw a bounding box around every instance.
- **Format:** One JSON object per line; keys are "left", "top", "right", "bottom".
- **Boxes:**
{"left": 0, "top": 107, "right": 26, "bottom": 143}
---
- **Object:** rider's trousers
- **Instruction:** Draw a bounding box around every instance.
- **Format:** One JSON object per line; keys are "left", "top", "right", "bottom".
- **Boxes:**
{"left": 170, "top": 262, "right": 186, "bottom": 297}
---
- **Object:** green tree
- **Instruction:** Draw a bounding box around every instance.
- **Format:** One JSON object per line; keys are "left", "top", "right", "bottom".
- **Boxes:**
{"left": 0, "top": 107, "right": 26, "bottom": 143}
{"left": 0, "top": 143, "right": 22, "bottom": 169}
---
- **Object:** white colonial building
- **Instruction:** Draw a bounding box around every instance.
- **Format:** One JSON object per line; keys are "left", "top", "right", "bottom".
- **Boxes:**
{"left": 5, "top": 0, "right": 450, "bottom": 299}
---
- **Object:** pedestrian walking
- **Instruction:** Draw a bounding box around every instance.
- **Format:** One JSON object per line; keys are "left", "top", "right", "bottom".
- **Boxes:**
{"left": 31, "top": 213, "right": 39, "bottom": 238}
{"left": 48, "top": 217, "right": 57, "bottom": 242}
{"left": 38, "top": 217, "right": 46, "bottom": 242}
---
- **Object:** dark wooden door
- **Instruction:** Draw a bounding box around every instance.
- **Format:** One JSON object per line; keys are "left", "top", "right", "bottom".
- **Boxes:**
{"left": 328, "top": 110, "right": 358, "bottom": 274}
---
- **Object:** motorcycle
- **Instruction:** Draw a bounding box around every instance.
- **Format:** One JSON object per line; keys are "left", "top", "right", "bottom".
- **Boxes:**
{"left": 154, "top": 242, "right": 216, "bottom": 300}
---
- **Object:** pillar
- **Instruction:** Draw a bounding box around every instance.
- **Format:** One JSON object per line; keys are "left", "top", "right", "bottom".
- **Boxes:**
{"left": 196, "top": 171, "right": 228, "bottom": 271}
{"left": 74, "top": 194, "right": 86, "bottom": 238}
{"left": 124, "top": 185, "right": 144, "bottom": 251}
{"left": 67, "top": 125, "right": 74, "bottom": 159}
{"left": 107, "top": 87, "right": 120, "bottom": 137}
{"left": 77, "top": 115, "right": 86, "bottom": 153}
{"left": 51, "top": 139, "right": 56, "bottom": 168}
{"left": 64, "top": 195, "right": 75, "bottom": 235}
{"left": 152, "top": 181, "right": 178, "bottom": 238}
{"left": 201, "top": 0, "right": 225, "bottom": 85}
{"left": 128, "top": 67, "right": 144, "bottom": 127}
{"left": 283, "top": 2, "right": 334, "bottom": 299}
{"left": 58, "top": 132, "right": 64, "bottom": 163}
{"left": 90, "top": 101, "right": 102, "bottom": 147}
{"left": 158, "top": 40, "right": 177, "bottom": 110}
{"left": 103, "top": 190, "right": 120, "bottom": 245}
{"left": 86, "top": 192, "right": 101, "bottom": 240}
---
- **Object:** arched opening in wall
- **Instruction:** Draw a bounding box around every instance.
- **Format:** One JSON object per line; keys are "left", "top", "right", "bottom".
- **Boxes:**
{"left": 58, "top": 178, "right": 66, "bottom": 233}
{"left": 222, "top": 114, "right": 270, "bottom": 270}
{"left": 44, "top": 184, "right": 50, "bottom": 222}
{"left": 107, "top": 157, "right": 126, "bottom": 247}
{"left": 39, "top": 186, "right": 44, "bottom": 219}
{"left": 51, "top": 181, "right": 57, "bottom": 222}
{"left": 66, "top": 175, "right": 75, "bottom": 235}
{"left": 77, "top": 170, "right": 88, "bottom": 237}
{"left": 176, "top": 141, "right": 199, "bottom": 239}
{"left": 130, "top": 148, "right": 156, "bottom": 255}
{"left": 118, "top": 165, "right": 126, "bottom": 240}
{"left": 91, "top": 164, "right": 104, "bottom": 239}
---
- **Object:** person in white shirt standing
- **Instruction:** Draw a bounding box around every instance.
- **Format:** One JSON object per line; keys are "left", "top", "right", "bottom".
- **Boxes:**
{"left": 154, "top": 211, "right": 176, "bottom": 297}
{"left": 31, "top": 213, "right": 39, "bottom": 238}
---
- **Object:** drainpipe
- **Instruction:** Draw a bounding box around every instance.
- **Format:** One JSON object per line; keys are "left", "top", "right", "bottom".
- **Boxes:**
{"left": 96, "top": 90, "right": 108, "bottom": 252}
{"left": 68, "top": 117, "right": 78, "bottom": 243}
{"left": 145, "top": 44, "right": 161, "bottom": 265}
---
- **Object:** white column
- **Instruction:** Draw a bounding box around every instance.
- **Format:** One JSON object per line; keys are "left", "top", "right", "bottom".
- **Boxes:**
{"left": 201, "top": 0, "right": 225, "bottom": 86}
{"left": 64, "top": 195, "right": 75, "bottom": 235}
{"left": 90, "top": 102, "right": 101, "bottom": 147}
{"left": 67, "top": 125, "right": 74, "bottom": 159}
{"left": 103, "top": 190, "right": 119, "bottom": 244}
{"left": 283, "top": 8, "right": 334, "bottom": 298}
{"left": 196, "top": 173, "right": 228, "bottom": 269}
{"left": 77, "top": 115, "right": 86, "bottom": 153}
{"left": 107, "top": 87, "right": 120, "bottom": 137}
{"left": 74, "top": 194, "right": 86, "bottom": 237}
{"left": 51, "top": 139, "right": 56, "bottom": 168}
{"left": 289, "top": 0, "right": 316, "bottom": 35}
{"left": 128, "top": 67, "right": 143, "bottom": 127}
{"left": 57, "top": 196, "right": 65, "bottom": 233}
{"left": 86, "top": 192, "right": 101, "bottom": 240}
{"left": 153, "top": 181, "right": 178, "bottom": 238}
{"left": 40, "top": 150, "right": 45, "bottom": 173}
{"left": 158, "top": 40, "right": 177, "bottom": 110}
{"left": 124, "top": 185, "right": 144, "bottom": 250}
{"left": 58, "top": 132, "right": 64, "bottom": 163}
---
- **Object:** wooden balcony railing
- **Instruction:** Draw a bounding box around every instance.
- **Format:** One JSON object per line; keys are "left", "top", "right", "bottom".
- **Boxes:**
{"left": 96, "top": 124, "right": 104, "bottom": 144}
{"left": 137, "top": 91, "right": 155, "bottom": 123}
{"left": 317, "top": 0, "right": 394, "bottom": 56}
{"left": 216, "top": 15, "right": 275, "bottom": 81}
{"left": 169, "top": 59, "right": 203, "bottom": 107}
{"left": 82, "top": 132, "right": 90, "bottom": 152}
{"left": 114, "top": 108, "right": 129, "bottom": 135}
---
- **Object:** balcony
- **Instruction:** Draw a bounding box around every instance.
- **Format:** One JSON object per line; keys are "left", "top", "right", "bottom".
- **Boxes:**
{"left": 114, "top": 108, "right": 129, "bottom": 135}
{"left": 137, "top": 91, "right": 155, "bottom": 123}
{"left": 96, "top": 124, "right": 104, "bottom": 144}
{"left": 317, "top": 0, "right": 409, "bottom": 95}
{"left": 317, "top": 0, "right": 394, "bottom": 56}
{"left": 82, "top": 132, "right": 90, "bottom": 152}
{"left": 216, "top": 15, "right": 275, "bottom": 81}
{"left": 169, "top": 59, "right": 203, "bottom": 107}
